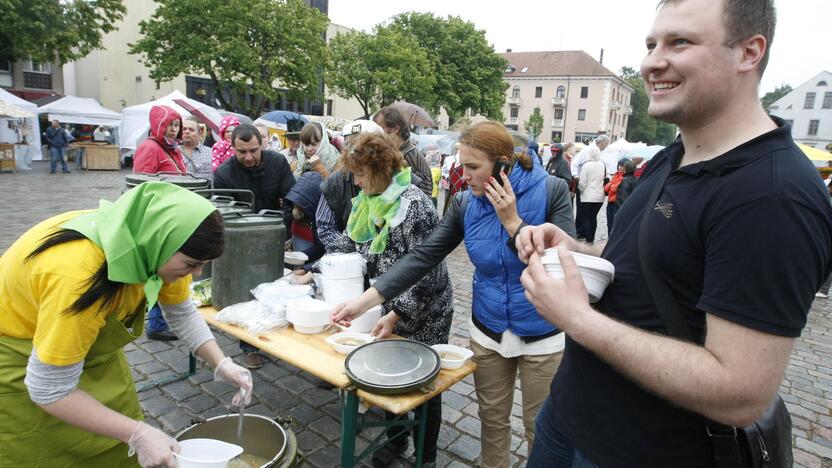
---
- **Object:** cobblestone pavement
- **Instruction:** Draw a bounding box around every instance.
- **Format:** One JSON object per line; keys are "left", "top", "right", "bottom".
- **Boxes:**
{"left": 1, "top": 162, "right": 830, "bottom": 467}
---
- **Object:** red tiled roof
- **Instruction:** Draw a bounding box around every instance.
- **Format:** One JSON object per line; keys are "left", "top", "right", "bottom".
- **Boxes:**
{"left": 500, "top": 50, "right": 617, "bottom": 78}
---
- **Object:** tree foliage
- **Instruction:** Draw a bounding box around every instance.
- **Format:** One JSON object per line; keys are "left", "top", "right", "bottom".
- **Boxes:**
{"left": 130, "top": 0, "right": 328, "bottom": 117}
{"left": 524, "top": 107, "right": 544, "bottom": 141}
{"left": 0, "top": 0, "right": 126, "bottom": 64}
{"left": 761, "top": 83, "right": 793, "bottom": 112}
{"left": 326, "top": 27, "right": 435, "bottom": 119}
{"left": 388, "top": 12, "right": 508, "bottom": 120}
{"left": 621, "top": 66, "right": 677, "bottom": 145}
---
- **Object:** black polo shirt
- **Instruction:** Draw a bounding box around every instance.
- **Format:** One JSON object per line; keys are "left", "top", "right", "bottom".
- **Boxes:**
{"left": 547, "top": 118, "right": 832, "bottom": 467}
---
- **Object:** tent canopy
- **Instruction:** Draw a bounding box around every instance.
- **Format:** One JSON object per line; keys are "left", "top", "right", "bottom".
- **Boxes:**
{"left": 0, "top": 88, "right": 42, "bottom": 158}
{"left": 38, "top": 96, "right": 122, "bottom": 126}
{"left": 119, "top": 90, "right": 222, "bottom": 151}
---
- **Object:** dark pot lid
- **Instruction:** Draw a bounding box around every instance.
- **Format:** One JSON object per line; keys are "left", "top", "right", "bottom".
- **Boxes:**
{"left": 124, "top": 174, "right": 209, "bottom": 188}
{"left": 345, "top": 339, "right": 440, "bottom": 392}
{"left": 224, "top": 214, "right": 284, "bottom": 227}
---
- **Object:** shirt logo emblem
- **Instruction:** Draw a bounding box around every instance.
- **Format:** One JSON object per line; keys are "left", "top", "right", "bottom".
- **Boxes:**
{"left": 654, "top": 202, "right": 674, "bottom": 219}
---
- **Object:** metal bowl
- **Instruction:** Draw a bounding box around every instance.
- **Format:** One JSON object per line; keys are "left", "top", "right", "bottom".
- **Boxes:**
{"left": 344, "top": 339, "right": 440, "bottom": 395}
{"left": 175, "top": 413, "right": 287, "bottom": 467}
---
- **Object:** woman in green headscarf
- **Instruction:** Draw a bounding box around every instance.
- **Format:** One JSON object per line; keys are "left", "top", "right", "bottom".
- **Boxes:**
{"left": 0, "top": 182, "right": 253, "bottom": 468}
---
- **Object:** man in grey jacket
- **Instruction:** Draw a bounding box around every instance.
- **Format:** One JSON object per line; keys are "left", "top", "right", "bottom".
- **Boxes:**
{"left": 373, "top": 106, "right": 434, "bottom": 197}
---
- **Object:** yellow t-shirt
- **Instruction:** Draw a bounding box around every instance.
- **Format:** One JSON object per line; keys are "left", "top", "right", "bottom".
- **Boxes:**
{"left": 0, "top": 211, "right": 191, "bottom": 366}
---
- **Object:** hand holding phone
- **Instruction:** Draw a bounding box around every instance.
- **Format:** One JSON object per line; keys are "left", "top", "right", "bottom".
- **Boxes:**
{"left": 491, "top": 160, "right": 510, "bottom": 186}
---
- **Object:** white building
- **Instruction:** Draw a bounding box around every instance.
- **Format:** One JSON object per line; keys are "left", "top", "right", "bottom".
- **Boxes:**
{"left": 768, "top": 70, "right": 832, "bottom": 150}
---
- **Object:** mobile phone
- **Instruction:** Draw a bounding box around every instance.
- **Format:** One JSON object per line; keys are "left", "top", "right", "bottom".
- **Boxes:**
{"left": 492, "top": 161, "right": 510, "bottom": 185}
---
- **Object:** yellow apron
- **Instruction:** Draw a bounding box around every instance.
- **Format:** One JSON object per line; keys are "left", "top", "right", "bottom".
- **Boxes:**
{"left": 0, "top": 309, "right": 146, "bottom": 467}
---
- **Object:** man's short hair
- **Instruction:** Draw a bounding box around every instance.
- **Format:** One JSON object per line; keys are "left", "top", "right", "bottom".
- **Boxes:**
{"left": 231, "top": 124, "right": 262, "bottom": 146}
{"left": 594, "top": 135, "right": 611, "bottom": 145}
{"left": 183, "top": 115, "right": 201, "bottom": 126}
{"left": 658, "top": 0, "right": 775, "bottom": 76}
{"left": 374, "top": 107, "right": 411, "bottom": 141}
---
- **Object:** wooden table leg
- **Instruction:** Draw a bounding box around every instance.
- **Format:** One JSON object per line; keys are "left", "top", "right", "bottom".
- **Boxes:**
{"left": 340, "top": 390, "right": 360, "bottom": 468}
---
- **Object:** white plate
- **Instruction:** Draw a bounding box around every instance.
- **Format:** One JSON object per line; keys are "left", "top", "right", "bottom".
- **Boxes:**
{"left": 284, "top": 251, "right": 309, "bottom": 266}
{"left": 325, "top": 332, "right": 374, "bottom": 354}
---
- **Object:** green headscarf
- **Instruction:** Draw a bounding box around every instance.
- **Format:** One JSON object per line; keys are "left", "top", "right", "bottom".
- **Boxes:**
{"left": 62, "top": 181, "right": 216, "bottom": 309}
{"left": 347, "top": 167, "right": 412, "bottom": 254}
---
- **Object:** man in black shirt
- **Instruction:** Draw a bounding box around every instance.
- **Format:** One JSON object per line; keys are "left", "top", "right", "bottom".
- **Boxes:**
{"left": 517, "top": 0, "right": 832, "bottom": 466}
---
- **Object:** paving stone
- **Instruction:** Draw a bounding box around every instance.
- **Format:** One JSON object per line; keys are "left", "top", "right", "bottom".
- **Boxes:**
{"left": 187, "top": 369, "right": 214, "bottom": 385}
{"left": 796, "top": 437, "right": 832, "bottom": 459}
{"left": 462, "top": 402, "right": 479, "bottom": 418}
{"left": 303, "top": 444, "right": 342, "bottom": 467}
{"left": 451, "top": 380, "right": 475, "bottom": 396}
{"left": 438, "top": 425, "right": 461, "bottom": 450}
{"left": 277, "top": 374, "right": 316, "bottom": 395}
{"left": 300, "top": 387, "right": 338, "bottom": 407}
{"left": 125, "top": 348, "right": 155, "bottom": 365}
{"left": 182, "top": 393, "right": 221, "bottom": 414}
{"left": 308, "top": 415, "right": 341, "bottom": 442}
{"left": 141, "top": 395, "right": 176, "bottom": 419}
{"left": 158, "top": 407, "right": 195, "bottom": 433}
{"left": 447, "top": 434, "right": 481, "bottom": 462}
{"left": 793, "top": 448, "right": 823, "bottom": 468}
{"left": 258, "top": 362, "right": 292, "bottom": 382}
{"left": 294, "top": 429, "right": 327, "bottom": 455}
{"left": 442, "top": 391, "right": 471, "bottom": 411}
{"left": 135, "top": 360, "right": 170, "bottom": 376}
{"left": 441, "top": 404, "right": 463, "bottom": 424}
{"left": 161, "top": 379, "right": 201, "bottom": 401}
{"left": 456, "top": 416, "right": 481, "bottom": 438}
{"left": 286, "top": 402, "right": 323, "bottom": 426}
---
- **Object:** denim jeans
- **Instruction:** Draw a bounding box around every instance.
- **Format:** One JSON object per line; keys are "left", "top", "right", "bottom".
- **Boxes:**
{"left": 526, "top": 396, "right": 600, "bottom": 468}
{"left": 146, "top": 303, "right": 170, "bottom": 332}
{"left": 50, "top": 147, "right": 69, "bottom": 173}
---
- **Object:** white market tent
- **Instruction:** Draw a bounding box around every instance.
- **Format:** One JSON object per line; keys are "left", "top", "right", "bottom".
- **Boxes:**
{"left": 120, "top": 90, "right": 222, "bottom": 151}
{"left": 601, "top": 137, "right": 646, "bottom": 175}
{"left": 0, "top": 88, "right": 42, "bottom": 164}
{"left": 38, "top": 96, "right": 122, "bottom": 127}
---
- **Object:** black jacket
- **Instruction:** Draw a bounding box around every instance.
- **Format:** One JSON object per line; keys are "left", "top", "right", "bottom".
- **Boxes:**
{"left": 400, "top": 138, "right": 434, "bottom": 197}
{"left": 546, "top": 156, "right": 572, "bottom": 186}
{"left": 212, "top": 150, "right": 295, "bottom": 227}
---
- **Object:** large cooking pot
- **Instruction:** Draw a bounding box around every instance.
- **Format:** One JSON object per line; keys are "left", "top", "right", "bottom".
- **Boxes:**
{"left": 345, "top": 339, "right": 440, "bottom": 395}
{"left": 176, "top": 414, "right": 300, "bottom": 467}
{"left": 194, "top": 189, "right": 256, "bottom": 212}
{"left": 124, "top": 172, "right": 210, "bottom": 191}
{"left": 211, "top": 211, "right": 286, "bottom": 309}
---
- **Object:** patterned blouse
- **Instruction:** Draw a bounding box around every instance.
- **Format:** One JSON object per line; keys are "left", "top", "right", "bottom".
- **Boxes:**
{"left": 329, "top": 185, "right": 453, "bottom": 345}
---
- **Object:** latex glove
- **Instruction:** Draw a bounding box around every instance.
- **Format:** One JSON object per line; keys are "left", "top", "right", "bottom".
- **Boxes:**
{"left": 214, "top": 357, "right": 253, "bottom": 407}
{"left": 371, "top": 311, "right": 399, "bottom": 340}
{"left": 127, "top": 421, "right": 179, "bottom": 468}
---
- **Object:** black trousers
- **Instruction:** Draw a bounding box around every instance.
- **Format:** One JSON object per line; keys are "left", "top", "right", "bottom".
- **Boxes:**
{"left": 384, "top": 394, "right": 442, "bottom": 462}
{"left": 580, "top": 202, "right": 603, "bottom": 243}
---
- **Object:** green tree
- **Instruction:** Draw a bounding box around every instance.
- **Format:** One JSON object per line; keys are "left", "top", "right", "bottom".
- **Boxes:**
{"left": 621, "top": 66, "right": 677, "bottom": 145}
{"left": 326, "top": 27, "right": 435, "bottom": 119}
{"left": 761, "top": 83, "right": 793, "bottom": 111}
{"left": 389, "top": 12, "right": 508, "bottom": 121}
{"left": 130, "top": 0, "right": 328, "bottom": 117}
{"left": 0, "top": 0, "right": 126, "bottom": 64}
{"left": 524, "top": 107, "right": 544, "bottom": 141}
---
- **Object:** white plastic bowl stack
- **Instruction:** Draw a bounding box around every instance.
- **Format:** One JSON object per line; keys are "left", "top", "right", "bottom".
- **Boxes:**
{"left": 336, "top": 305, "right": 383, "bottom": 333}
{"left": 539, "top": 248, "right": 615, "bottom": 303}
{"left": 286, "top": 297, "right": 332, "bottom": 334}
{"left": 319, "top": 253, "right": 366, "bottom": 305}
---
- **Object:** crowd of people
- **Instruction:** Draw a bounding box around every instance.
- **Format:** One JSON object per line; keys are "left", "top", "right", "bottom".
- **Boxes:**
{"left": 3, "top": 0, "right": 832, "bottom": 466}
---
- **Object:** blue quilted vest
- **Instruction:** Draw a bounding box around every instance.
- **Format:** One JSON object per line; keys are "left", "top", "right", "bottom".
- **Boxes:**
{"left": 464, "top": 161, "right": 557, "bottom": 337}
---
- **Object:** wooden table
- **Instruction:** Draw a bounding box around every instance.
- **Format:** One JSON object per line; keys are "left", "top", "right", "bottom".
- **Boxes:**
{"left": 0, "top": 143, "right": 15, "bottom": 173}
{"left": 200, "top": 306, "right": 476, "bottom": 467}
{"left": 69, "top": 142, "right": 120, "bottom": 170}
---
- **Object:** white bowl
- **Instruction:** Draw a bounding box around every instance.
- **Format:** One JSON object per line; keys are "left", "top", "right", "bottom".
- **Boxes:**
{"left": 539, "top": 248, "right": 615, "bottom": 303}
{"left": 336, "top": 305, "right": 383, "bottom": 333}
{"left": 286, "top": 297, "right": 332, "bottom": 334}
{"left": 325, "top": 332, "right": 374, "bottom": 354}
{"left": 173, "top": 438, "right": 243, "bottom": 468}
{"left": 284, "top": 251, "right": 309, "bottom": 266}
{"left": 321, "top": 276, "right": 365, "bottom": 305}
{"left": 431, "top": 344, "right": 473, "bottom": 370}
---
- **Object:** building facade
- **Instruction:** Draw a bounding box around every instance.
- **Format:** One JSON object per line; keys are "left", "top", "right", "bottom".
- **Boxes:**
{"left": 768, "top": 71, "right": 832, "bottom": 151}
{"left": 62, "top": 0, "right": 363, "bottom": 119}
{"left": 1, "top": 57, "right": 64, "bottom": 102}
{"left": 500, "top": 50, "right": 633, "bottom": 144}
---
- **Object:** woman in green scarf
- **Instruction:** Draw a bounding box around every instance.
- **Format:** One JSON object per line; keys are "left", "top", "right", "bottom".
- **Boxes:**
{"left": 325, "top": 133, "right": 454, "bottom": 466}
{"left": 0, "top": 182, "right": 253, "bottom": 467}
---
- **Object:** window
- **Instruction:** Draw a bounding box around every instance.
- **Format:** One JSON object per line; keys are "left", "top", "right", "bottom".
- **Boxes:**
{"left": 818, "top": 81, "right": 828, "bottom": 86}
{"left": 823, "top": 92, "right": 832, "bottom": 109}
{"left": 326, "top": 99, "right": 333, "bottom": 116}
{"left": 510, "top": 107, "right": 519, "bottom": 118}
{"left": 555, "top": 86, "right": 566, "bottom": 98}
{"left": 554, "top": 109, "right": 564, "bottom": 120}
{"left": 577, "top": 109, "right": 587, "bottom": 121}
{"left": 0, "top": 58, "right": 11, "bottom": 88}
{"left": 511, "top": 86, "right": 520, "bottom": 98}
{"left": 808, "top": 120, "right": 819, "bottom": 136}
{"left": 551, "top": 131, "right": 562, "bottom": 142}
{"left": 804, "top": 92, "right": 816, "bottom": 109}
{"left": 23, "top": 59, "right": 51, "bottom": 74}
{"left": 580, "top": 87, "right": 589, "bottom": 98}
{"left": 575, "top": 132, "right": 597, "bottom": 144}
{"left": 535, "top": 87, "right": 543, "bottom": 98}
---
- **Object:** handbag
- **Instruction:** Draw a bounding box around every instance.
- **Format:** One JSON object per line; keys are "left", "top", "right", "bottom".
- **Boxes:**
{"left": 637, "top": 160, "right": 793, "bottom": 468}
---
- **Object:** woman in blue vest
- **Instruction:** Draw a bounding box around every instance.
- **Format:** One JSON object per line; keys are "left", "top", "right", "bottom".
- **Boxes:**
{"left": 332, "top": 121, "right": 575, "bottom": 468}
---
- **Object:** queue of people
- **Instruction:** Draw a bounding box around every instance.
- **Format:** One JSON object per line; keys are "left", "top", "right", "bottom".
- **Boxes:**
{"left": 5, "top": 2, "right": 831, "bottom": 466}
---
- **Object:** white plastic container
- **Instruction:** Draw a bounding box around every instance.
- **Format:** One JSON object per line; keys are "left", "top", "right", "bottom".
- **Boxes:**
{"left": 431, "top": 344, "right": 474, "bottom": 370}
{"left": 321, "top": 276, "right": 365, "bottom": 305}
{"left": 286, "top": 297, "right": 332, "bottom": 334}
{"left": 539, "top": 248, "right": 615, "bottom": 303}
{"left": 325, "top": 332, "right": 374, "bottom": 354}
{"left": 319, "top": 253, "right": 367, "bottom": 305}
{"left": 336, "top": 305, "right": 383, "bottom": 333}
{"left": 173, "top": 438, "right": 243, "bottom": 468}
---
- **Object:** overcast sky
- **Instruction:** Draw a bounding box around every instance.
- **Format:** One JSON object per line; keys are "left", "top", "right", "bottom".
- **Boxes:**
{"left": 329, "top": 0, "right": 831, "bottom": 94}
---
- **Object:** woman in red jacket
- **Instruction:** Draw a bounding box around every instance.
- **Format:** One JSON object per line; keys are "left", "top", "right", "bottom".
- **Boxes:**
{"left": 133, "top": 105, "right": 187, "bottom": 175}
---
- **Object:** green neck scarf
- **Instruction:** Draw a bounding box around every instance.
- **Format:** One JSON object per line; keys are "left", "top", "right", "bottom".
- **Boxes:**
{"left": 62, "top": 182, "right": 216, "bottom": 310}
{"left": 347, "top": 167, "right": 411, "bottom": 254}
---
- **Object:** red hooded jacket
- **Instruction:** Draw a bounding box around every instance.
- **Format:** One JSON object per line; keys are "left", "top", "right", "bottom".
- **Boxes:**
{"left": 133, "top": 105, "right": 187, "bottom": 174}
